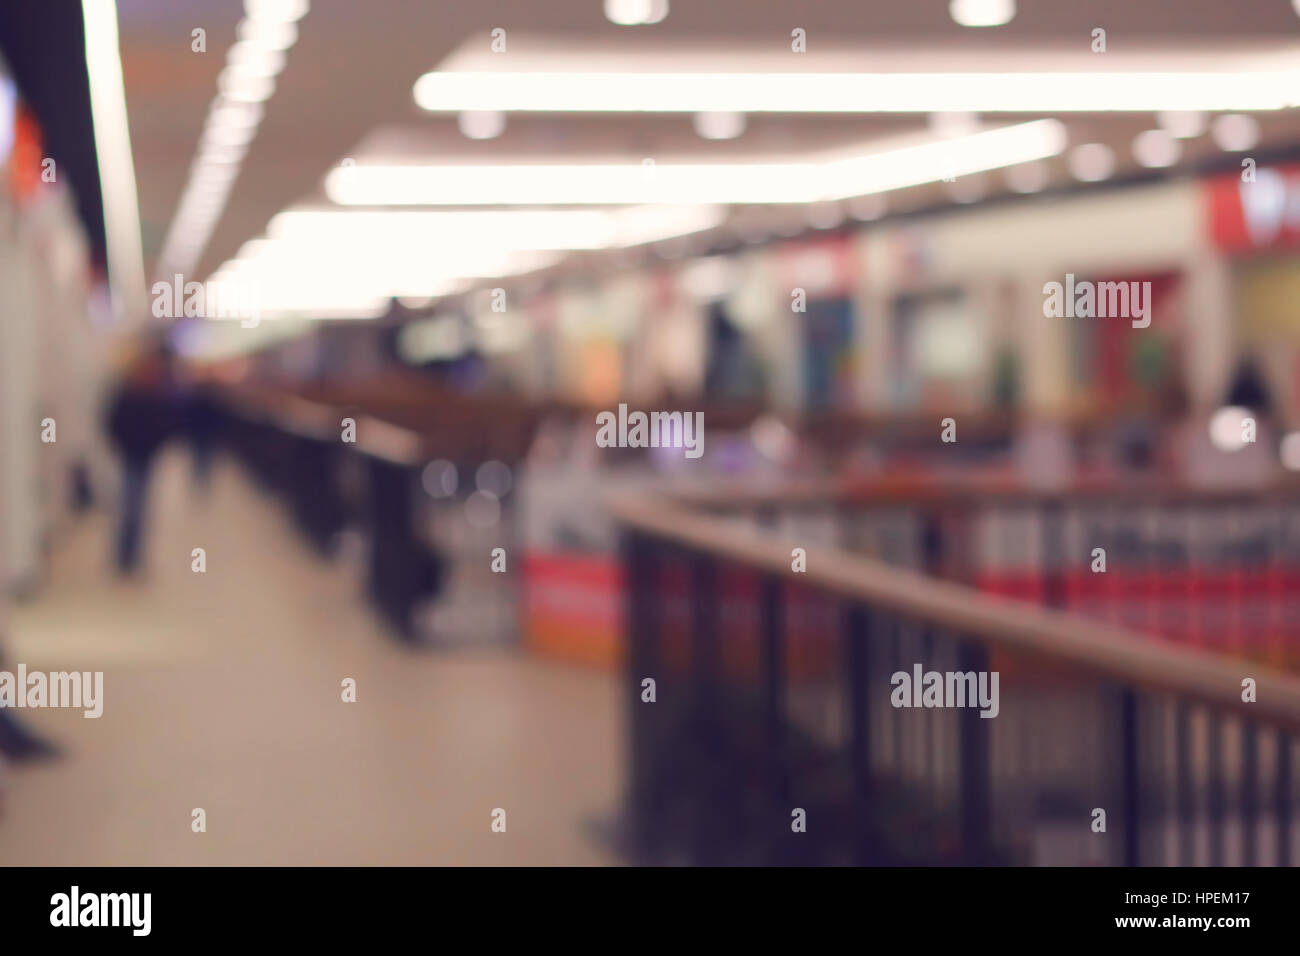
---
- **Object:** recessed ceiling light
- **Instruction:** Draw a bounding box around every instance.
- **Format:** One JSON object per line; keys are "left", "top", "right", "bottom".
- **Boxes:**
{"left": 237, "top": 17, "right": 298, "bottom": 50}
{"left": 201, "top": 123, "right": 256, "bottom": 147}
{"left": 244, "top": 0, "right": 309, "bottom": 24}
{"left": 947, "top": 173, "right": 989, "bottom": 203}
{"left": 1156, "top": 110, "right": 1207, "bottom": 139}
{"left": 208, "top": 101, "right": 263, "bottom": 129}
{"left": 457, "top": 110, "right": 506, "bottom": 139}
{"left": 1211, "top": 113, "right": 1261, "bottom": 151}
{"left": 218, "top": 67, "right": 274, "bottom": 103}
{"left": 1209, "top": 406, "right": 1253, "bottom": 452}
{"left": 804, "top": 202, "right": 845, "bottom": 229}
{"left": 1004, "top": 159, "right": 1048, "bottom": 193}
{"left": 847, "top": 194, "right": 887, "bottom": 221}
{"left": 158, "top": 7, "right": 305, "bottom": 279}
{"left": 692, "top": 111, "right": 746, "bottom": 140}
{"left": 604, "top": 0, "right": 668, "bottom": 26}
{"left": 227, "top": 41, "right": 286, "bottom": 78}
{"left": 1132, "top": 129, "right": 1181, "bottom": 168}
{"left": 1281, "top": 432, "right": 1300, "bottom": 470}
{"left": 1067, "top": 143, "right": 1116, "bottom": 182}
{"left": 929, "top": 111, "right": 980, "bottom": 138}
{"left": 949, "top": 0, "right": 1015, "bottom": 28}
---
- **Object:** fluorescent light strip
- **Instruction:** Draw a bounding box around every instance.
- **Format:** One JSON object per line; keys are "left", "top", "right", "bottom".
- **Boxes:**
{"left": 265, "top": 205, "right": 725, "bottom": 248}
{"left": 326, "top": 120, "right": 1066, "bottom": 206}
{"left": 155, "top": 3, "right": 307, "bottom": 280}
{"left": 207, "top": 205, "right": 725, "bottom": 318}
{"left": 415, "top": 70, "right": 1300, "bottom": 113}
{"left": 82, "top": 0, "right": 147, "bottom": 323}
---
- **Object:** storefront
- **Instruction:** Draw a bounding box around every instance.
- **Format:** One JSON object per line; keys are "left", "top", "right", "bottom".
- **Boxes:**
{"left": 1207, "top": 162, "right": 1300, "bottom": 420}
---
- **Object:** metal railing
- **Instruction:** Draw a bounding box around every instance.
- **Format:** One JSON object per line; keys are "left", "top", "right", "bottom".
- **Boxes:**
{"left": 611, "top": 487, "right": 1300, "bottom": 866}
{"left": 216, "top": 387, "right": 523, "bottom": 643}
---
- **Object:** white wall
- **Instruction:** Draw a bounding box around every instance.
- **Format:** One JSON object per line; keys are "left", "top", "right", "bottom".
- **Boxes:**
{"left": 853, "top": 178, "right": 1230, "bottom": 413}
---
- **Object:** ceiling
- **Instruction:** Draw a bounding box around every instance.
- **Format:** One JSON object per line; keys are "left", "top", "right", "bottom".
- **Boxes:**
{"left": 115, "top": 0, "right": 1300, "bottom": 291}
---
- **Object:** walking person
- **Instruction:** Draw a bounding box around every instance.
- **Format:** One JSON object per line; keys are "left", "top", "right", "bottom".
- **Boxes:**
{"left": 104, "top": 339, "right": 181, "bottom": 575}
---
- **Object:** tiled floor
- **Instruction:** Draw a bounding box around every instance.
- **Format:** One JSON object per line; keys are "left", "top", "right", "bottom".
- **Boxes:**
{"left": 0, "top": 452, "right": 622, "bottom": 865}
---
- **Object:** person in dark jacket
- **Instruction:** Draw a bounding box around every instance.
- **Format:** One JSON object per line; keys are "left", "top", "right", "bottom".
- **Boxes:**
{"left": 104, "top": 342, "right": 182, "bottom": 574}
{"left": 182, "top": 381, "right": 221, "bottom": 493}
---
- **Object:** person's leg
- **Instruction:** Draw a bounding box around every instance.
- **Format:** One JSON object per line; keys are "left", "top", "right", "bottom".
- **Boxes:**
{"left": 192, "top": 436, "right": 213, "bottom": 491}
{"left": 116, "top": 457, "right": 151, "bottom": 573}
{"left": 0, "top": 706, "right": 59, "bottom": 761}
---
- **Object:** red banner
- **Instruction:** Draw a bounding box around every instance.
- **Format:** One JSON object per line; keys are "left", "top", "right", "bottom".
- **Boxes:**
{"left": 1206, "top": 162, "right": 1300, "bottom": 254}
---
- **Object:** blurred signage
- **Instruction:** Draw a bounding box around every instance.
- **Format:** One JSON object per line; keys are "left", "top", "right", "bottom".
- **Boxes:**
{"left": 776, "top": 235, "right": 856, "bottom": 297}
{"left": 1207, "top": 163, "right": 1300, "bottom": 253}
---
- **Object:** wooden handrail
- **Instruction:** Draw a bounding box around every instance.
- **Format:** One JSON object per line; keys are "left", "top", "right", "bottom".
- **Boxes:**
{"left": 665, "top": 474, "right": 1300, "bottom": 510}
{"left": 609, "top": 490, "right": 1300, "bottom": 731}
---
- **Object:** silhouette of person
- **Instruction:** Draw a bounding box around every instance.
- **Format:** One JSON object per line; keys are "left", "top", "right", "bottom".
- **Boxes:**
{"left": 104, "top": 339, "right": 182, "bottom": 574}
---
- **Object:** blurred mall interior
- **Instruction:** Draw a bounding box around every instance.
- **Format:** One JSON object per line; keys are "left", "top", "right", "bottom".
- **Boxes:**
{"left": 4, "top": 0, "right": 1300, "bottom": 866}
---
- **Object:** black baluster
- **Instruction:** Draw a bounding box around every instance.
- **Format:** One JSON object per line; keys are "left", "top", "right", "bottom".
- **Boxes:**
{"left": 958, "top": 640, "right": 993, "bottom": 864}
{"left": 1241, "top": 722, "right": 1258, "bottom": 866}
{"left": 1176, "top": 701, "right": 1195, "bottom": 866}
{"left": 844, "top": 603, "right": 871, "bottom": 864}
{"left": 758, "top": 573, "right": 785, "bottom": 805}
{"left": 690, "top": 551, "right": 720, "bottom": 864}
{"left": 1208, "top": 714, "right": 1224, "bottom": 867}
{"left": 1277, "top": 731, "right": 1292, "bottom": 867}
{"left": 1120, "top": 689, "right": 1141, "bottom": 866}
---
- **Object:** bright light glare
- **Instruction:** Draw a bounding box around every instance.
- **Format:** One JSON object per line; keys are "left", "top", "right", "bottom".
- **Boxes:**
{"left": 457, "top": 110, "right": 506, "bottom": 140}
{"left": 1281, "top": 432, "right": 1300, "bottom": 470}
{"left": 950, "top": 0, "right": 1015, "bottom": 28}
{"left": 266, "top": 206, "right": 724, "bottom": 249}
{"left": 214, "top": 205, "right": 726, "bottom": 319}
{"left": 219, "top": 67, "right": 274, "bottom": 102}
{"left": 414, "top": 70, "right": 1300, "bottom": 113}
{"left": 1212, "top": 113, "right": 1261, "bottom": 152}
{"left": 82, "top": 0, "right": 147, "bottom": 321}
{"left": 1068, "top": 143, "right": 1116, "bottom": 182}
{"left": 326, "top": 120, "right": 1066, "bottom": 205}
{"left": 238, "top": 17, "right": 298, "bottom": 49}
{"left": 1156, "top": 110, "right": 1207, "bottom": 139}
{"left": 245, "top": 0, "right": 309, "bottom": 23}
{"left": 1209, "top": 406, "right": 1254, "bottom": 452}
{"left": 692, "top": 111, "right": 746, "bottom": 140}
{"left": 1132, "top": 129, "right": 1181, "bottom": 168}
{"left": 604, "top": 0, "right": 668, "bottom": 26}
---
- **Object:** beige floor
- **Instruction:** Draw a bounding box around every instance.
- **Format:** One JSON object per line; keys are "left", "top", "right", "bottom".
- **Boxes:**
{"left": 0, "top": 452, "right": 622, "bottom": 865}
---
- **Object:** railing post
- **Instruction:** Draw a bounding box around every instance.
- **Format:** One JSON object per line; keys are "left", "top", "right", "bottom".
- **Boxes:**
{"left": 759, "top": 574, "right": 786, "bottom": 803}
{"left": 1208, "top": 714, "right": 1225, "bottom": 867}
{"left": 367, "top": 457, "right": 415, "bottom": 637}
{"left": 843, "top": 604, "right": 871, "bottom": 864}
{"left": 691, "top": 552, "right": 720, "bottom": 719}
{"left": 958, "top": 641, "right": 992, "bottom": 864}
{"left": 1175, "top": 702, "right": 1195, "bottom": 865}
{"left": 1277, "top": 731, "right": 1292, "bottom": 867}
{"left": 690, "top": 551, "right": 720, "bottom": 863}
{"left": 621, "top": 532, "right": 659, "bottom": 860}
{"left": 1040, "top": 500, "right": 1067, "bottom": 610}
{"left": 1119, "top": 689, "right": 1141, "bottom": 866}
{"left": 1241, "top": 722, "right": 1258, "bottom": 867}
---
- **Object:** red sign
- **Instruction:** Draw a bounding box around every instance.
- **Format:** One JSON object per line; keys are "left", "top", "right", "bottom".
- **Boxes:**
{"left": 776, "top": 234, "right": 857, "bottom": 298}
{"left": 1206, "top": 163, "right": 1300, "bottom": 253}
